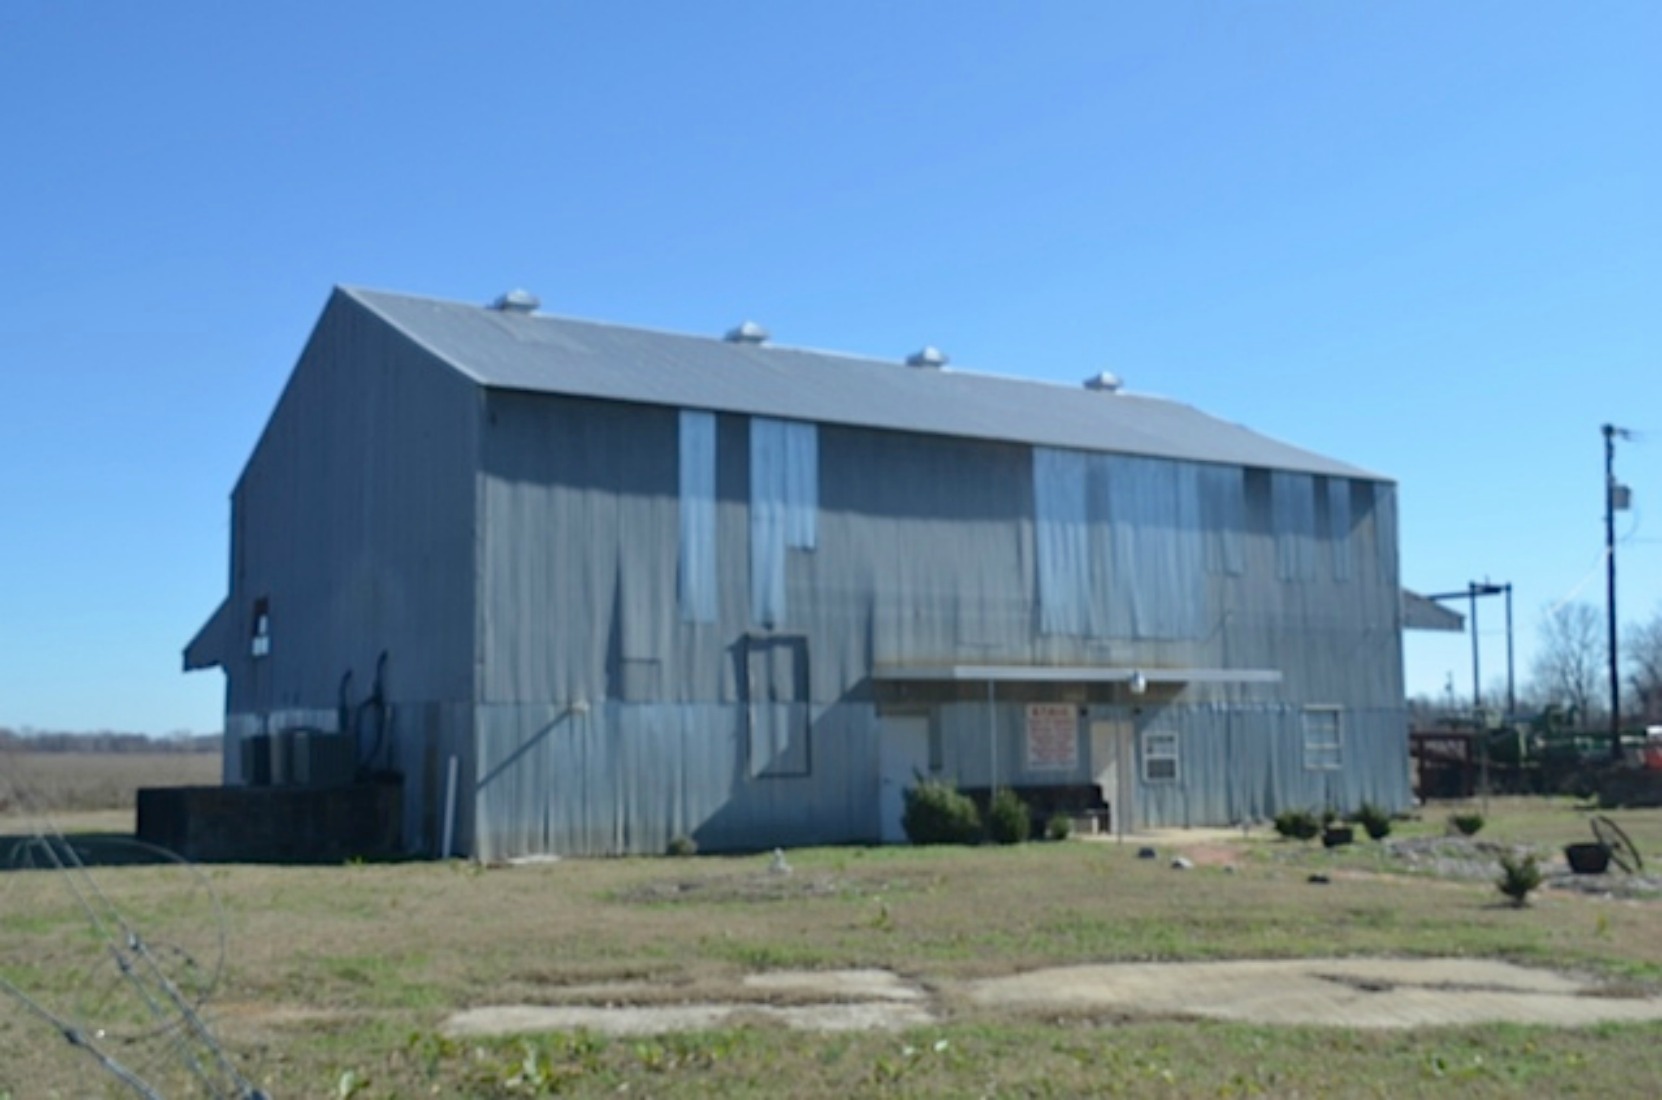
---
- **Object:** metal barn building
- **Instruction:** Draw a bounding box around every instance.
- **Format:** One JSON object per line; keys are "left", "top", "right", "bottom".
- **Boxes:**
{"left": 185, "top": 286, "right": 1408, "bottom": 859}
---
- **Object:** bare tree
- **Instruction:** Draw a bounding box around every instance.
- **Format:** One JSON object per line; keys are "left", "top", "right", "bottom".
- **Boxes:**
{"left": 1531, "top": 602, "right": 1606, "bottom": 726}
{"left": 1627, "top": 604, "right": 1662, "bottom": 726}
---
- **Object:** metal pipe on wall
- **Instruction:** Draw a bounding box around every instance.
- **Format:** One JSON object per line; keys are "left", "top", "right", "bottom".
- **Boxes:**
{"left": 987, "top": 680, "right": 997, "bottom": 793}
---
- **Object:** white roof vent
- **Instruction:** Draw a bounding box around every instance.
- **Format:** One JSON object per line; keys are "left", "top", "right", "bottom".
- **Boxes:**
{"left": 491, "top": 289, "right": 540, "bottom": 314}
{"left": 1084, "top": 371, "right": 1123, "bottom": 393}
{"left": 906, "top": 346, "right": 949, "bottom": 369}
{"left": 725, "top": 320, "right": 769, "bottom": 345}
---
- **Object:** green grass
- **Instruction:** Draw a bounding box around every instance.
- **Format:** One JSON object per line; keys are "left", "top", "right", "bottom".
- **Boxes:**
{"left": 305, "top": 1019, "right": 1662, "bottom": 1098}
{"left": 5, "top": 799, "right": 1662, "bottom": 1095}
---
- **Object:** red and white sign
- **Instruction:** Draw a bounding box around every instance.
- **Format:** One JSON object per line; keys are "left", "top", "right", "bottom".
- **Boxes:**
{"left": 1025, "top": 704, "right": 1078, "bottom": 771}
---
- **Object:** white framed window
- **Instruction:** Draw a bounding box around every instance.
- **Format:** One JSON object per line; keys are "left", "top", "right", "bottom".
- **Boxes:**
{"left": 1303, "top": 706, "right": 1343, "bottom": 771}
{"left": 250, "top": 597, "right": 271, "bottom": 659}
{"left": 1141, "top": 730, "right": 1179, "bottom": 783}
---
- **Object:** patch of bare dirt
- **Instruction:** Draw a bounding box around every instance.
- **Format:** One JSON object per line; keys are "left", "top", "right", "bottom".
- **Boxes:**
{"left": 616, "top": 871, "right": 889, "bottom": 904}
{"left": 440, "top": 958, "right": 1662, "bottom": 1038}
{"left": 445, "top": 1001, "right": 936, "bottom": 1037}
{"left": 965, "top": 958, "right": 1662, "bottom": 1029}
{"left": 742, "top": 968, "right": 925, "bottom": 1002}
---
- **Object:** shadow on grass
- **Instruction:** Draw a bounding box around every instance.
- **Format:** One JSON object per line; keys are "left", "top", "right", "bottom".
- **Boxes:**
{"left": 0, "top": 831, "right": 188, "bottom": 872}
{"left": 0, "top": 831, "right": 427, "bottom": 870}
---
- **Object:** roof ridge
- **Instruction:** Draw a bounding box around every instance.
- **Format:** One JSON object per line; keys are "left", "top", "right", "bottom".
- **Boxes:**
{"left": 335, "top": 286, "right": 1387, "bottom": 482}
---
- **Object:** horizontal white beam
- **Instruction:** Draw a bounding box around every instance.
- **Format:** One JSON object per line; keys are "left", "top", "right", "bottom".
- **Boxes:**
{"left": 872, "top": 664, "right": 1282, "bottom": 685}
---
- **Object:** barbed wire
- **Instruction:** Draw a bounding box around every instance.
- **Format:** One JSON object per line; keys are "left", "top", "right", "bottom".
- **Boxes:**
{"left": 0, "top": 751, "right": 268, "bottom": 1099}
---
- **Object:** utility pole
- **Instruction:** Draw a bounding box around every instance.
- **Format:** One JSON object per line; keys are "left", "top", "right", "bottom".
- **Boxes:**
{"left": 1427, "top": 582, "right": 1511, "bottom": 718}
{"left": 1504, "top": 583, "right": 1515, "bottom": 717}
{"left": 1468, "top": 585, "right": 1482, "bottom": 711}
{"left": 1604, "top": 424, "right": 1631, "bottom": 760}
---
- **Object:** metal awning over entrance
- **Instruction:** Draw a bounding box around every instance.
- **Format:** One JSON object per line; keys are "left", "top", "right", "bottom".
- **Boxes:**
{"left": 873, "top": 664, "right": 1282, "bottom": 685}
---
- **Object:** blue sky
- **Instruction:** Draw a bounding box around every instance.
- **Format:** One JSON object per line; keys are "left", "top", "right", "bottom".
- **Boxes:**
{"left": 1, "top": 2, "right": 1657, "bottom": 734}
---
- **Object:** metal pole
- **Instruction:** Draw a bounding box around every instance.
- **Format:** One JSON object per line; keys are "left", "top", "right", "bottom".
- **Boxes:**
{"left": 441, "top": 754, "right": 459, "bottom": 859}
{"left": 1116, "top": 719, "right": 1129, "bottom": 843}
{"left": 1469, "top": 584, "right": 1482, "bottom": 712}
{"left": 1605, "top": 424, "right": 1621, "bottom": 759}
{"left": 987, "top": 680, "right": 997, "bottom": 794}
{"left": 1504, "top": 583, "right": 1515, "bottom": 717}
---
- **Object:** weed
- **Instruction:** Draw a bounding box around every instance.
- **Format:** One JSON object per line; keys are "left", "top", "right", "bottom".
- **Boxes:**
{"left": 1497, "top": 852, "right": 1543, "bottom": 908}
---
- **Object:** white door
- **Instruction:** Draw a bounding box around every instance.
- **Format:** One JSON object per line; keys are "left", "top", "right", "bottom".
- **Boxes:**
{"left": 878, "top": 716, "right": 931, "bottom": 843}
{"left": 1090, "top": 719, "right": 1135, "bottom": 836}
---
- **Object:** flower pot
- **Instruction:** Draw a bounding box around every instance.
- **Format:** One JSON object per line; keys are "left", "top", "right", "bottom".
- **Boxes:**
{"left": 1564, "top": 842, "right": 1611, "bottom": 875}
{"left": 1322, "top": 826, "right": 1354, "bottom": 849}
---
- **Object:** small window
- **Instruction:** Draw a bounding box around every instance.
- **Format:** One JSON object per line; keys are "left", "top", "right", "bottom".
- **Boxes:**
{"left": 1142, "top": 731, "right": 1179, "bottom": 783}
{"left": 1303, "top": 707, "right": 1343, "bottom": 771}
{"left": 250, "top": 597, "right": 270, "bottom": 658}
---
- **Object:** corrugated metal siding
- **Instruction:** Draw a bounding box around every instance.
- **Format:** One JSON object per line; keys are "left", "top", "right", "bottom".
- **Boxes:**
{"left": 473, "top": 393, "right": 1406, "bottom": 856}
{"left": 473, "top": 702, "right": 879, "bottom": 858}
{"left": 1131, "top": 704, "right": 1409, "bottom": 827}
{"left": 677, "top": 411, "right": 717, "bottom": 623}
{"left": 478, "top": 392, "right": 682, "bottom": 706}
{"left": 923, "top": 699, "right": 1408, "bottom": 826}
{"left": 217, "top": 292, "right": 481, "bottom": 852}
{"left": 227, "top": 291, "right": 480, "bottom": 711}
{"left": 749, "top": 417, "right": 818, "bottom": 626}
{"left": 1035, "top": 448, "right": 1245, "bottom": 642}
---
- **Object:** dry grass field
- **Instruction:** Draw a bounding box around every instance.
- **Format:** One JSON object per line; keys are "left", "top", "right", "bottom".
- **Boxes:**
{"left": 4, "top": 792, "right": 1662, "bottom": 1096}
{"left": 0, "top": 747, "right": 221, "bottom": 816}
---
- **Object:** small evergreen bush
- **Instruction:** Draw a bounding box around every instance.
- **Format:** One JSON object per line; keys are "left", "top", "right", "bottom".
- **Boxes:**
{"left": 986, "top": 788, "right": 1031, "bottom": 845}
{"left": 667, "top": 834, "right": 698, "bottom": 857}
{"left": 902, "top": 779, "right": 983, "bottom": 845}
{"left": 1273, "top": 809, "right": 1321, "bottom": 841}
{"left": 1497, "top": 852, "right": 1542, "bottom": 907}
{"left": 1044, "top": 813, "right": 1073, "bottom": 842}
{"left": 1450, "top": 812, "right": 1485, "bottom": 837}
{"left": 1352, "top": 802, "right": 1393, "bottom": 841}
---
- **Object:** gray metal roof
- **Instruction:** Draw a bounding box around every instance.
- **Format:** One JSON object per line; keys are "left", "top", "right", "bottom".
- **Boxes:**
{"left": 344, "top": 286, "right": 1384, "bottom": 480}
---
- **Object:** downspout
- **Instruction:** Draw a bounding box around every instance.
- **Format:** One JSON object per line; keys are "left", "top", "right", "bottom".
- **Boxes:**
{"left": 987, "top": 679, "right": 997, "bottom": 794}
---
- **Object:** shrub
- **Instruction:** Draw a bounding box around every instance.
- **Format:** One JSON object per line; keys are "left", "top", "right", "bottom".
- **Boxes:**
{"left": 667, "top": 834, "right": 698, "bottom": 857}
{"left": 1352, "top": 802, "right": 1393, "bottom": 841}
{"left": 1449, "top": 812, "right": 1485, "bottom": 837}
{"left": 986, "top": 788, "right": 1031, "bottom": 845}
{"left": 1273, "top": 809, "right": 1321, "bottom": 841}
{"left": 1044, "top": 813, "right": 1073, "bottom": 842}
{"left": 902, "top": 779, "right": 983, "bottom": 845}
{"left": 1497, "top": 852, "right": 1542, "bottom": 907}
